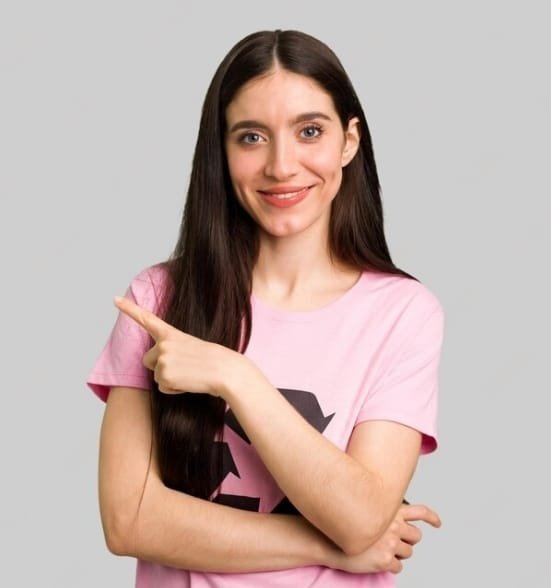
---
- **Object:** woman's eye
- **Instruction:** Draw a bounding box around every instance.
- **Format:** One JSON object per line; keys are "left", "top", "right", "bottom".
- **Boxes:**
{"left": 240, "top": 132, "right": 262, "bottom": 144}
{"left": 301, "top": 125, "right": 322, "bottom": 139}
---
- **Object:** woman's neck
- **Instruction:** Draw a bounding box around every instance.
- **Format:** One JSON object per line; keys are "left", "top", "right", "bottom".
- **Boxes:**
{"left": 252, "top": 230, "right": 360, "bottom": 310}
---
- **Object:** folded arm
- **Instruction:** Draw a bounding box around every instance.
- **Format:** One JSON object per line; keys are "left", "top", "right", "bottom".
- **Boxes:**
{"left": 222, "top": 359, "right": 422, "bottom": 555}
{"left": 100, "top": 386, "right": 343, "bottom": 572}
{"left": 108, "top": 295, "right": 442, "bottom": 562}
{"left": 100, "top": 386, "right": 439, "bottom": 574}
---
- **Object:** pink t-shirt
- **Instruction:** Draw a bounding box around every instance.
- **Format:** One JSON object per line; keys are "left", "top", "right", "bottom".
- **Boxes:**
{"left": 87, "top": 264, "right": 445, "bottom": 587}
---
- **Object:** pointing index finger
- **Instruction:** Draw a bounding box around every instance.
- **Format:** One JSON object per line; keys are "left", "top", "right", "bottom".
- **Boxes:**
{"left": 114, "top": 296, "right": 171, "bottom": 340}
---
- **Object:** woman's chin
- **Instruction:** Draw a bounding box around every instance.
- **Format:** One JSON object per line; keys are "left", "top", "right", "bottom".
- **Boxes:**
{"left": 260, "top": 219, "right": 328, "bottom": 242}
{"left": 259, "top": 221, "right": 305, "bottom": 239}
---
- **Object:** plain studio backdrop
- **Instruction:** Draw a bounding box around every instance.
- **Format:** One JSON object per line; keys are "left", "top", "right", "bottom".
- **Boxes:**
{"left": 1, "top": 1, "right": 549, "bottom": 586}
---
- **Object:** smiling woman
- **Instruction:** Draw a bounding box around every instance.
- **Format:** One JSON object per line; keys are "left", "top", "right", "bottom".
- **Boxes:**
{"left": 86, "top": 29, "right": 445, "bottom": 588}
{"left": 225, "top": 70, "right": 360, "bottom": 239}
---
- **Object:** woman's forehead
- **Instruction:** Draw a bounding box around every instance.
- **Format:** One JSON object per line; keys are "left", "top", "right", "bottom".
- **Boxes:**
{"left": 225, "top": 69, "right": 337, "bottom": 126}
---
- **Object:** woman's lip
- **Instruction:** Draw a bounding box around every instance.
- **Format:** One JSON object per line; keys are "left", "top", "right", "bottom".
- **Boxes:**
{"left": 258, "top": 186, "right": 311, "bottom": 208}
{"left": 259, "top": 185, "right": 310, "bottom": 195}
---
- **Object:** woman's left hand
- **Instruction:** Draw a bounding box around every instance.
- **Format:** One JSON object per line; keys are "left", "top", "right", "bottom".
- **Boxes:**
{"left": 114, "top": 296, "right": 242, "bottom": 397}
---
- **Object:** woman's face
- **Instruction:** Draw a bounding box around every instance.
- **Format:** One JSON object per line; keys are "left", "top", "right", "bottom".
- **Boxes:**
{"left": 224, "top": 69, "right": 360, "bottom": 241}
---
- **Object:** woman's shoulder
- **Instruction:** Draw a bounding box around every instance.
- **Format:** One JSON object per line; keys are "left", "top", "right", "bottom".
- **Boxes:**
{"left": 361, "top": 269, "right": 444, "bottom": 318}
{"left": 127, "top": 261, "right": 172, "bottom": 314}
{"left": 357, "top": 270, "right": 445, "bottom": 353}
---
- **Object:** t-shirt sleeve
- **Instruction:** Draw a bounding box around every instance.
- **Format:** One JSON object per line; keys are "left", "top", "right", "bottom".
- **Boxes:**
{"left": 355, "top": 298, "right": 445, "bottom": 455}
{"left": 86, "top": 265, "right": 168, "bottom": 402}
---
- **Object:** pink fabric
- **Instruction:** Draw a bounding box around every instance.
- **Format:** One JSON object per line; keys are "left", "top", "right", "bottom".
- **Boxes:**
{"left": 87, "top": 264, "right": 445, "bottom": 587}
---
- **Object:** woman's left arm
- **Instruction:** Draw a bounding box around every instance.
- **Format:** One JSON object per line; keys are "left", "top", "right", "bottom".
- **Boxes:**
{"left": 223, "top": 361, "right": 421, "bottom": 556}
{"left": 114, "top": 296, "right": 436, "bottom": 556}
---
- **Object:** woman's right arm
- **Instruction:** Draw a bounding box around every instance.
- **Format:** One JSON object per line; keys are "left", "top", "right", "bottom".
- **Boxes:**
{"left": 99, "top": 385, "right": 334, "bottom": 572}
{"left": 99, "top": 386, "right": 437, "bottom": 573}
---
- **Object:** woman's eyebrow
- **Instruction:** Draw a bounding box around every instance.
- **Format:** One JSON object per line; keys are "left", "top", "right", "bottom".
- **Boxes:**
{"left": 228, "top": 111, "right": 333, "bottom": 134}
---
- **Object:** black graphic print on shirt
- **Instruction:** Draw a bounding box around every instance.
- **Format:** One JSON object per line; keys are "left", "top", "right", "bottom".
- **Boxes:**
{"left": 214, "top": 388, "right": 335, "bottom": 513}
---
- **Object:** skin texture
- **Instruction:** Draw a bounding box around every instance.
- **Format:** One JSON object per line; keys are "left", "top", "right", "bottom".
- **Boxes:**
{"left": 99, "top": 67, "right": 442, "bottom": 575}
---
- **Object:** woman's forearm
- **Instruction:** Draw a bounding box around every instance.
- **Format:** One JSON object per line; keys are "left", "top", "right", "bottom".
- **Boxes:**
{"left": 101, "top": 386, "right": 344, "bottom": 574}
{"left": 220, "top": 358, "right": 392, "bottom": 554}
{"left": 120, "top": 476, "right": 335, "bottom": 572}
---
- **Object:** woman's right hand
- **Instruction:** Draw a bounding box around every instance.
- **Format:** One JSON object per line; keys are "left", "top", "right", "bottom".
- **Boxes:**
{"left": 329, "top": 503, "right": 441, "bottom": 574}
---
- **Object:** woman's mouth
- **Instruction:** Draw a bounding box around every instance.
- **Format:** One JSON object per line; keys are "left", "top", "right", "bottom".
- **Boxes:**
{"left": 258, "top": 186, "right": 312, "bottom": 208}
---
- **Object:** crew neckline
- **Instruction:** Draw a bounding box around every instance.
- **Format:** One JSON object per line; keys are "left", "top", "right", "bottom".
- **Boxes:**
{"left": 250, "top": 271, "right": 370, "bottom": 323}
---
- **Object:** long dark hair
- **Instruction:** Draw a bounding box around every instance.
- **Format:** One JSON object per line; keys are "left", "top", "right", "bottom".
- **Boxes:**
{"left": 151, "top": 30, "right": 417, "bottom": 499}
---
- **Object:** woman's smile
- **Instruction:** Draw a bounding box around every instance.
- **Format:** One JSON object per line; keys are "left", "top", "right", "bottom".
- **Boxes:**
{"left": 258, "top": 185, "right": 313, "bottom": 207}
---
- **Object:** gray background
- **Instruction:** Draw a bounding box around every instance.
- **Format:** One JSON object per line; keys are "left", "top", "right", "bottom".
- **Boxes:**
{"left": 2, "top": 0, "right": 549, "bottom": 586}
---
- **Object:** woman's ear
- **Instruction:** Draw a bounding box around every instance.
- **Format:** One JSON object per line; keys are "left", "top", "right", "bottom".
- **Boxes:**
{"left": 341, "top": 117, "right": 361, "bottom": 167}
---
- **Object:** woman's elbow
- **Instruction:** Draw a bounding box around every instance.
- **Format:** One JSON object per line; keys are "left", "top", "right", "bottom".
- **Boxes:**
{"left": 101, "top": 507, "right": 138, "bottom": 557}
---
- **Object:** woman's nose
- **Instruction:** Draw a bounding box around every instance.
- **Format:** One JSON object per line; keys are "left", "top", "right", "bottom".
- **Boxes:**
{"left": 263, "top": 139, "right": 299, "bottom": 180}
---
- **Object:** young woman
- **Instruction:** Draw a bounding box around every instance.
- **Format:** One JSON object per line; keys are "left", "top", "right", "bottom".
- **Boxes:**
{"left": 87, "top": 29, "right": 445, "bottom": 587}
